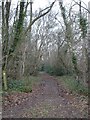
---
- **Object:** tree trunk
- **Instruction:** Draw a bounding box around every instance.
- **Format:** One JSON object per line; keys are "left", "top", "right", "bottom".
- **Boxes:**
{"left": 2, "top": 1, "right": 11, "bottom": 90}
{"left": 10, "top": 1, "right": 25, "bottom": 54}
{"left": 59, "top": 1, "right": 78, "bottom": 75}
{"left": 88, "top": 2, "right": 90, "bottom": 87}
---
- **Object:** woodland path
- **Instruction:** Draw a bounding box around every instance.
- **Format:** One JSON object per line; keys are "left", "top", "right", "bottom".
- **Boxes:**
{"left": 2, "top": 73, "right": 88, "bottom": 118}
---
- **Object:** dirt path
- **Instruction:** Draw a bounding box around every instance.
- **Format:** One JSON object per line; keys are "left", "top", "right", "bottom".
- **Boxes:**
{"left": 2, "top": 73, "right": 88, "bottom": 118}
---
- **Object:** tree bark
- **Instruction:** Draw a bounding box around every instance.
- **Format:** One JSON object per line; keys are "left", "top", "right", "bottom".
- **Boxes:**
{"left": 2, "top": 1, "right": 11, "bottom": 90}
{"left": 88, "top": 2, "right": 90, "bottom": 87}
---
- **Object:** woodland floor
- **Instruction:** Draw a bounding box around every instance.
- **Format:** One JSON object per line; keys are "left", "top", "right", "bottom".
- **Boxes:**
{"left": 2, "top": 72, "right": 88, "bottom": 118}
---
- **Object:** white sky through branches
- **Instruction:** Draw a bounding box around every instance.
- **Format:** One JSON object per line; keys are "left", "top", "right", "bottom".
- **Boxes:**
{"left": 11, "top": 0, "right": 90, "bottom": 10}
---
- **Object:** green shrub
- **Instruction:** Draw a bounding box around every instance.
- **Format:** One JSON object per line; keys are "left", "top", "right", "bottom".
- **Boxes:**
{"left": 7, "top": 76, "right": 40, "bottom": 93}
{"left": 44, "top": 65, "right": 67, "bottom": 76}
{"left": 8, "top": 79, "right": 24, "bottom": 90}
{"left": 19, "top": 86, "right": 32, "bottom": 93}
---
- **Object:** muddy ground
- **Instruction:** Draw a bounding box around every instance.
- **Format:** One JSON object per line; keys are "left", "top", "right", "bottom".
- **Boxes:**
{"left": 2, "top": 73, "right": 88, "bottom": 118}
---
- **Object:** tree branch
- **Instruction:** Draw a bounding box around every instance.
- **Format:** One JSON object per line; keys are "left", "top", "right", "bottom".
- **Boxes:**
{"left": 73, "top": 0, "right": 90, "bottom": 13}
{"left": 25, "top": 0, "right": 56, "bottom": 34}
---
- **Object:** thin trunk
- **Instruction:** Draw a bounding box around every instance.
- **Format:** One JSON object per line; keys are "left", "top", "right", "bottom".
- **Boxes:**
{"left": 82, "top": 39, "right": 87, "bottom": 86}
{"left": 79, "top": 0, "right": 87, "bottom": 86}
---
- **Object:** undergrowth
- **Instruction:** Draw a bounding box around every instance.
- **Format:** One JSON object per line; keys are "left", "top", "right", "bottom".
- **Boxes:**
{"left": 6, "top": 76, "right": 40, "bottom": 93}
{"left": 57, "top": 75, "right": 88, "bottom": 96}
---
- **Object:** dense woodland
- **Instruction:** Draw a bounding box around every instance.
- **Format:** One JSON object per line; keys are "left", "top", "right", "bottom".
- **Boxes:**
{"left": 1, "top": 0, "right": 90, "bottom": 94}
{"left": 1, "top": 0, "right": 90, "bottom": 118}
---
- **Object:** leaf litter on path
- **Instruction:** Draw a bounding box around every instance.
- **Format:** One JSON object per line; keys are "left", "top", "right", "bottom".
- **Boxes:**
{"left": 2, "top": 73, "right": 88, "bottom": 118}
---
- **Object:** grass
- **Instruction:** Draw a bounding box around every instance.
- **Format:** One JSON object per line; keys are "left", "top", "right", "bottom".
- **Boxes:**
{"left": 57, "top": 75, "right": 88, "bottom": 96}
{"left": 6, "top": 75, "right": 41, "bottom": 93}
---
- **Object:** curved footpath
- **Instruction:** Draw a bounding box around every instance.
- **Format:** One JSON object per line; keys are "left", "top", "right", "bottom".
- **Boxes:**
{"left": 2, "top": 73, "right": 88, "bottom": 118}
